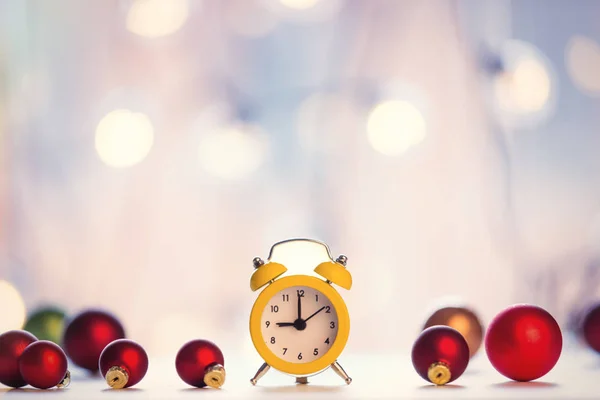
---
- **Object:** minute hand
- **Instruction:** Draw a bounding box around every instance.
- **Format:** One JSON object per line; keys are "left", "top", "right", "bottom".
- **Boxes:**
{"left": 304, "top": 306, "right": 326, "bottom": 323}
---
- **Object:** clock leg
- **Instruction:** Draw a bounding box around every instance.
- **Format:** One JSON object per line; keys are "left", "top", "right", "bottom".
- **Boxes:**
{"left": 295, "top": 376, "right": 308, "bottom": 384}
{"left": 331, "top": 361, "right": 352, "bottom": 385}
{"left": 250, "top": 363, "right": 270, "bottom": 385}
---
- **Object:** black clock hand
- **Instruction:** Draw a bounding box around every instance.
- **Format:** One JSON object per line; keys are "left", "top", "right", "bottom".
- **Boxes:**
{"left": 297, "top": 291, "right": 302, "bottom": 320}
{"left": 304, "top": 306, "right": 326, "bottom": 323}
{"left": 276, "top": 322, "right": 295, "bottom": 327}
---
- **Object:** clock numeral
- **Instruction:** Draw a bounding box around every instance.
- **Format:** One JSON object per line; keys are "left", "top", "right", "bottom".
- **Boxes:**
{"left": 325, "top": 306, "right": 331, "bottom": 313}
{"left": 325, "top": 337, "right": 330, "bottom": 345}
{"left": 330, "top": 321, "right": 335, "bottom": 329}
{"left": 297, "top": 353, "right": 303, "bottom": 360}
{"left": 313, "top": 348, "right": 319, "bottom": 356}
{"left": 315, "top": 294, "right": 319, "bottom": 302}
{"left": 297, "top": 290, "right": 305, "bottom": 297}
{"left": 283, "top": 348, "right": 288, "bottom": 355}
{"left": 282, "top": 294, "right": 289, "bottom": 302}
{"left": 265, "top": 321, "right": 270, "bottom": 328}
{"left": 270, "top": 305, "right": 279, "bottom": 313}
{"left": 270, "top": 337, "right": 276, "bottom": 344}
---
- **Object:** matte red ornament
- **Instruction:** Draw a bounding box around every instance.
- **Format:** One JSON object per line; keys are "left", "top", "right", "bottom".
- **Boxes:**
{"left": 485, "top": 304, "right": 562, "bottom": 382}
{"left": 63, "top": 309, "right": 126, "bottom": 371}
{"left": 411, "top": 326, "right": 470, "bottom": 385}
{"left": 99, "top": 339, "right": 148, "bottom": 389}
{"left": 581, "top": 303, "right": 600, "bottom": 353}
{"left": 0, "top": 330, "right": 38, "bottom": 388}
{"left": 176, "top": 339, "right": 226, "bottom": 388}
{"left": 19, "top": 340, "right": 70, "bottom": 389}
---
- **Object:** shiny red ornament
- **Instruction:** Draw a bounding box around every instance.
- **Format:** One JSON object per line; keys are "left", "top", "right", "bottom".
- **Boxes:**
{"left": 411, "top": 326, "right": 469, "bottom": 385}
{"left": 19, "top": 340, "right": 70, "bottom": 389}
{"left": 63, "top": 309, "right": 126, "bottom": 371}
{"left": 176, "top": 339, "right": 226, "bottom": 388}
{"left": 581, "top": 303, "right": 600, "bottom": 353}
{"left": 485, "top": 304, "right": 562, "bottom": 382}
{"left": 0, "top": 330, "right": 38, "bottom": 388}
{"left": 99, "top": 339, "right": 148, "bottom": 389}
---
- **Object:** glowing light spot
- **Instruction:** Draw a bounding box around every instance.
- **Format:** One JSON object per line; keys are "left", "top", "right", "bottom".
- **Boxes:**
{"left": 494, "top": 58, "right": 551, "bottom": 113}
{"left": 95, "top": 109, "right": 154, "bottom": 168}
{"left": 492, "top": 40, "right": 555, "bottom": 124}
{"left": 366, "top": 100, "right": 426, "bottom": 156}
{"left": 566, "top": 35, "right": 600, "bottom": 95}
{"left": 198, "top": 123, "right": 268, "bottom": 180}
{"left": 280, "top": 0, "right": 320, "bottom": 10}
{"left": 0, "top": 281, "right": 27, "bottom": 333}
{"left": 126, "top": 0, "right": 189, "bottom": 38}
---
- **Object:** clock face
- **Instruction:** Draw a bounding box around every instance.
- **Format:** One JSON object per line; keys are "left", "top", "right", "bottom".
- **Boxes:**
{"left": 260, "top": 285, "right": 339, "bottom": 364}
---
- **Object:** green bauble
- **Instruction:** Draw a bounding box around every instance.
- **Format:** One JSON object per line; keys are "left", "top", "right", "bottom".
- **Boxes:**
{"left": 23, "top": 306, "right": 67, "bottom": 344}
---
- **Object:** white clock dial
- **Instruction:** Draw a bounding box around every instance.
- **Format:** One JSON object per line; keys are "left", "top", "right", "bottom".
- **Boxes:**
{"left": 260, "top": 285, "right": 339, "bottom": 364}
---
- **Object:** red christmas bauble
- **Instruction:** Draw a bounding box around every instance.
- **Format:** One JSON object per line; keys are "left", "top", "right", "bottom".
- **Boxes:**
{"left": 411, "top": 326, "right": 469, "bottom": 385}
{"left": 0, "top": 330, "right": 38, "bottom": 388}
{"left": 485, "top": 304, "right": 562, "bottom": 381}
{"left": 175, "top": 339, "right": 226, "bottom": 388}
{"left": 19, "top": 340, "right": 69, "bottom": 389}
{"left": 99, "top": 339, "right": 148, "bottom": 389}
{"left": 63, "top": 309, "right": 126, "bottom": 371}
{"left": 581, "top": 303, "right": 600, "bottom": 353}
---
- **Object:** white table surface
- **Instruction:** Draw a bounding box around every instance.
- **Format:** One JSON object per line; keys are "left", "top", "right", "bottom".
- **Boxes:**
{"left": 1, "top": 350, "right": 598, "bottom": 399}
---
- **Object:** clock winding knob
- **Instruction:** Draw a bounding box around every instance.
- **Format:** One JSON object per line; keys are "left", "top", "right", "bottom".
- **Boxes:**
{"left": 253, "top": 257, "right": 264, "bottom": 268}
{"left": 335, "top": 255, "right": 348, "bottom": 266}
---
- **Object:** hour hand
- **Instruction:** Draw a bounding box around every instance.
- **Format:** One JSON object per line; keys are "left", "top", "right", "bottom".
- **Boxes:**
{"left": 276, "top": 322, "right": 295, "bottom": 327}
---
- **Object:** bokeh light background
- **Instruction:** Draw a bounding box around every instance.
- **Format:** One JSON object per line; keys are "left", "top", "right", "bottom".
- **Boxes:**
{"left": 2, "top": 0, "right": 600, "bottom": 358}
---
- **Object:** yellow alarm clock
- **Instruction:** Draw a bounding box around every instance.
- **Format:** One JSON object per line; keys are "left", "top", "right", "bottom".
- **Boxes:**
{"left": 249, "top": 238, "right": 352, "bottom": 385}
